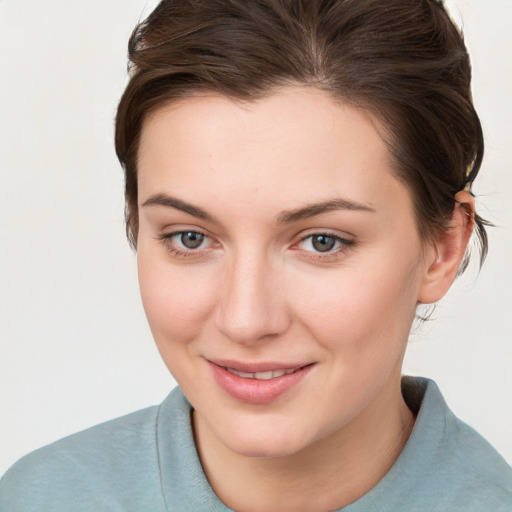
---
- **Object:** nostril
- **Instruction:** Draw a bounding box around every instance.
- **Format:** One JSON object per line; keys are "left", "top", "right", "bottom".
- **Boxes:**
{"left": 216, "top": 299, "right": 290, "bottom": 344}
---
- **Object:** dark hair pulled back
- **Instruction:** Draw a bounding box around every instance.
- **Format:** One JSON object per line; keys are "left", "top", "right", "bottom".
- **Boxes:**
{"left": 115, "top": 0, "right": 489, "bottom": 270}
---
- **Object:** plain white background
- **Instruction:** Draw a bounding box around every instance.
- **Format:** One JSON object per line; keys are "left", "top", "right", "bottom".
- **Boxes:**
{"left": 0, "top": 0, "right": 511, "bottom": 476}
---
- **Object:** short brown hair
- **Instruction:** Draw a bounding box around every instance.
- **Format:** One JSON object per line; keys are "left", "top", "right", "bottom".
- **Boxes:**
{"left": 115, "top": 0, "right": 488, "bottom": 269}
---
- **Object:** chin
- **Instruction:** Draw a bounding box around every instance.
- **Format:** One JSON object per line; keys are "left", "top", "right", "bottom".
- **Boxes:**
{"left": 215, "top": 416, "right": 319, "bottom": 459}
{"left": 227, "top": 435, "right": 305, "bottom": 459}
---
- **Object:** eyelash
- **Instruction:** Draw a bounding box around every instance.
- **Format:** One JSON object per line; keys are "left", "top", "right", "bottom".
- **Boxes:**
{"left": 294, "top": 232, "right": 355, "bottom": 261}
{"left": 157, "top": 230, "right": 215, "bottom": 259}
{"left": 157, "top": 230, "right": 355, "bottom": 261}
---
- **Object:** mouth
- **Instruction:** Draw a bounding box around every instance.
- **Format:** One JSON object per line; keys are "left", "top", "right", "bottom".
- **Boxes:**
{"left": 207, "top": 359, "right": 315, "bottom": 404}
{"left": 222, "top": 366, "right": 303, "bottom": 380}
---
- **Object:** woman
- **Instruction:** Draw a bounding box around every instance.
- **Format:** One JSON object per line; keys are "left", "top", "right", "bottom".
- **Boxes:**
{"left": 1, "top": 0, "right": 511, "bottom": 510}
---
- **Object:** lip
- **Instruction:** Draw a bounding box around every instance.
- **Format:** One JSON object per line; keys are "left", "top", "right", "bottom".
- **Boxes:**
{"left": 208, "top": 358, "right": 310, "bottom": 373}
{"left": 207, "top": 359, "right": 315, "bottom": 404}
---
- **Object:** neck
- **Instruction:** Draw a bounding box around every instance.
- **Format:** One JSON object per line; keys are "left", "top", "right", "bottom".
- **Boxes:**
{"left": 193, "top": 376, "right": 415, "bottom": 512}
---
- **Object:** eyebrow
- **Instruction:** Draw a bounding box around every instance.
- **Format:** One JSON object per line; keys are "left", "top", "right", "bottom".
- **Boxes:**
{"left": 141, "top": 193, "right": 218, "bottom": 223}
{"left": 141, "top": 193, "right": 375, "bottom": 225}
{"left": 275, "top": 198, "right": 376, "bottom": 224}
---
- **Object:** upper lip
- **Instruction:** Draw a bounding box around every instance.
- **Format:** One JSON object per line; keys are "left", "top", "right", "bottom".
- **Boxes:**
{"left": 206, "top": 358, "right": 313, "bottom": 373}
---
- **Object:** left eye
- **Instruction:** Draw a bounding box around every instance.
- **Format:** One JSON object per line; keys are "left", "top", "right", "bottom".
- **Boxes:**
{"left": 299, "top": 234, "right": 345, "bottom": 253}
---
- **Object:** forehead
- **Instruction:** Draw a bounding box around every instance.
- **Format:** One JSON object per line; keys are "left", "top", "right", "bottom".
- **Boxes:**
{"left": 139, "top": 87, "right": 386, "bottom": 159}
{"left": 137, "top": 87, "right": 413, "bottom": 222}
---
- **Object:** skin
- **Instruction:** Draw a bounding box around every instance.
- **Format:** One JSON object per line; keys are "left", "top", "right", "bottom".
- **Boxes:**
{"left": 136, "top": 87, "right": 474, "bottom": 511}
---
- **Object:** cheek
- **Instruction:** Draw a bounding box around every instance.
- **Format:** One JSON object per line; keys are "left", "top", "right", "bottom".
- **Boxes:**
{"left": 289, "top": 254, "right": 422, "bottom": 352}
{"left": 137, "top": 250, "right": 218, "bottom": 349}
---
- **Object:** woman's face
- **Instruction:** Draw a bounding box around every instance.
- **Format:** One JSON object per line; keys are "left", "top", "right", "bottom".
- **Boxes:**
{"left": 136, "top": 87, "right": 432, "bottom": 458}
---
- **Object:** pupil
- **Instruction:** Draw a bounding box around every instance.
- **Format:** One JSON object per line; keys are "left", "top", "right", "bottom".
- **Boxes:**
{"left": 312, "top": 235, "right": 335, "bottom": 252}
{"left": 181, "top": 232, "right": 204, "bottom": 249}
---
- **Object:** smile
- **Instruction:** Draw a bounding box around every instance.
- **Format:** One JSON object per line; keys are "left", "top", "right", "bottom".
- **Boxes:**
{"left": 223, "top": 367, "right": 299, "bottom": 380}
{"left": 208, "top": 360, "right": 315, "bottom": 404}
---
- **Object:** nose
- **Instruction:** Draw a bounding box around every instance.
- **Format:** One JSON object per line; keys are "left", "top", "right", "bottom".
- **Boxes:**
{"left": 215, "top": 250, "right": 291, "bottom": 345}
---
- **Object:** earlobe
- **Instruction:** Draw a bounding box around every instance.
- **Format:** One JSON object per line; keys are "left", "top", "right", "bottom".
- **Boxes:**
{"left": 418, "top": 191, "right": 475, "bottom": 304}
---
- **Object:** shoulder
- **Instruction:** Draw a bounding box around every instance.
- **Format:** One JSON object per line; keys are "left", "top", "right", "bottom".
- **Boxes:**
{"left": 0, "top": 402, "right": 167, "bottom": 512}
{"left": 400, "top": 377, "right": 512, "bottom": 511}
{"left": 435, "top": 399, "right": 512, "bottom": 509}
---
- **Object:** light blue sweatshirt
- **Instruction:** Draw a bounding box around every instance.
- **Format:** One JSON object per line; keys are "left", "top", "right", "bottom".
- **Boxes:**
{"left": 1, "top": 377, "right": 511, "bottom": 511}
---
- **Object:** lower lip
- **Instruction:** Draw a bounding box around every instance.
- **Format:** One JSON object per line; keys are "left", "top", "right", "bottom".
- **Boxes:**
{"left": 209, "top": 362, "right": 314, "bottom": 404}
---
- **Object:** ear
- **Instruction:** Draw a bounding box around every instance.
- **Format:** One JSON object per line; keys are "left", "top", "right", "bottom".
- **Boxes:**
{"left": 417, "top": 191, "right": 475, "bottom": 304}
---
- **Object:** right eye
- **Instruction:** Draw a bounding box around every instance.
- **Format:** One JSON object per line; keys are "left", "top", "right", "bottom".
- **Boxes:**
{"left": 173, "top": 231, "right": 207, "bottom": 249}
{"left": 158, "top": 230, "right": 216, "bottom": 258}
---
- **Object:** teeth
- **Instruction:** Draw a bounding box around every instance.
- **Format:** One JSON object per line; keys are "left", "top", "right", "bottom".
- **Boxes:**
{"left": 225, "top": 367, "right": 299, "bottom": 379}
{"left": 236, "top": 370, "right": 254, "bottom": 378}
{"left": 255, "top": 371, "right": 274, "bottom": 380}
